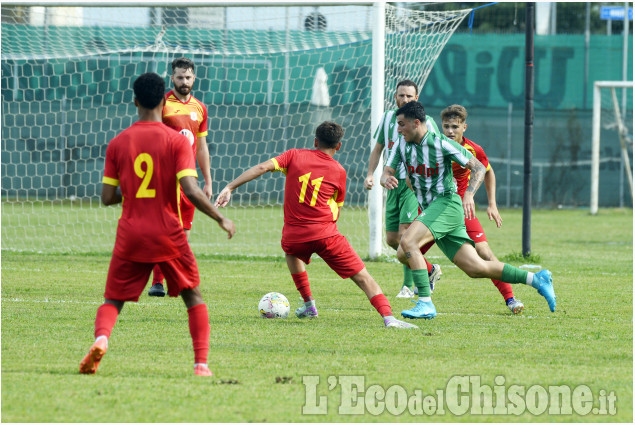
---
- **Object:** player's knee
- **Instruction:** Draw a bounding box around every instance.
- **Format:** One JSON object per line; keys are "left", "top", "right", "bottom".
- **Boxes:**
{"left": 386, "top": 235, "right": 400, "bottom": 250}
{"left": 396, "top": 246, "right": 408, "bottom": 265}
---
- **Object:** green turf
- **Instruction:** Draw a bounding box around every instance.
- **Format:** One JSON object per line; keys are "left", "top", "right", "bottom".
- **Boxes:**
{"left": 1, "top": 208, "right": 632, "bottom": 422}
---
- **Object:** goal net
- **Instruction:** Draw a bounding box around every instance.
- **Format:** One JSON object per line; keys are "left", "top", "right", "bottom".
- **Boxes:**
{"left": 590, "top": 81, "right": 634, "bottom": 214}
{"left": 1, "top": 3, "right": 470, "bottom": 256}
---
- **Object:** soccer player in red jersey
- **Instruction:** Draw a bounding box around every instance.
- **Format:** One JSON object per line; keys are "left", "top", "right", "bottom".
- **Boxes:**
{"left": 215, "top": 122, "right": 417, "bottom": 329}
{"left": 424, "top": 104, "right": 525, "bottom": 314}
{"left": 79, "top": 72, "right": 235, "bottom": 377}
{"left": 149, "top": 57, "right": 213, "bottom": 297}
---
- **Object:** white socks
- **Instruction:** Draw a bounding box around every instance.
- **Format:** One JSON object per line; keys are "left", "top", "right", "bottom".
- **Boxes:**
{"left": 525, "top": 272, "right": 534, "bottom": 286}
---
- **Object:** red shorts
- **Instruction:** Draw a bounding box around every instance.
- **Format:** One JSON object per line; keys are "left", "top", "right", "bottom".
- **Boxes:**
{"left": 104, "top": 250, "right": 200, "bottom": 301}
{"left": 180, "top": 192, "right": 195, "bottom": 230}
{"left": 464, "top": 216, "right": 487, "bottom": 243}
{"left": 281, "top": 233, "right": 365, "bottom": 279}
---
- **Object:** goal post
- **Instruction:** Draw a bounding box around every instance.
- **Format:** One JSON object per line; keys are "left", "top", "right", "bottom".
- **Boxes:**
{"left": 1, "top": 2, "right": 471, "bottom": 257}
{"left": 590, "top": 80, "right": 634, "bottom": 215}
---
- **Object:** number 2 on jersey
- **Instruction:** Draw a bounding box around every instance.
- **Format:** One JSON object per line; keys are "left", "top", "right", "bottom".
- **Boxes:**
{"left": 298, "top": 172, "right": 323, "bottom": 206}
{"left": 134, "top": 153, "right": 156, "bottom": 198}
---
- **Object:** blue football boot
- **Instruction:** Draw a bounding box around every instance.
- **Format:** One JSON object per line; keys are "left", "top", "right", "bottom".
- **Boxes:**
{"left": 532, "top": 269, "right": 556, "bottom": 312}
{"left": 401, "top": 299, "right": 437, "bottom": 319}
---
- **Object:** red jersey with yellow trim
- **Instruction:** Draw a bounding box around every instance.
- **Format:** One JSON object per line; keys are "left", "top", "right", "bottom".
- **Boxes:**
{"left": 271, "top": 149, "right": 347, "bottom": 243}
{"left": 452, "top": 136, "right": 491, "bottom": 198}
{"left": 103, "top": 121, "right": 198, "bottom": 262}
{"left": 162, "top": 90, "right": 208, "bottom": 158}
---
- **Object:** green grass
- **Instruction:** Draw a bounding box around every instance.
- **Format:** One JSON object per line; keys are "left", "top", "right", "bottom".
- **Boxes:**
{"left": 1, "top": 208, "right": 632, "bottom": 422}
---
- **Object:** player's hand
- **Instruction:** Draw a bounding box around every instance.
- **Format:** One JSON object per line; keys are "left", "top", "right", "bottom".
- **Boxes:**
{"left": 462, "top": 192, "right": 476, "bottom": 221}
{"left": 214, "top": 187, "right": 232, "bottom": 207}
{"left": 363, "top": 176, "right": 374, "bottom": 190}
{"left": 381, "top": 176, "right": 398, "bottom": 190}
{"left": 219, "top": 217, "right": 236, "bottom": 239}
{"left": 202, "top": 183, "right": 213, "bottom": 200}
{"left": 487, "top": 205, "right": 502, "bottom": 228}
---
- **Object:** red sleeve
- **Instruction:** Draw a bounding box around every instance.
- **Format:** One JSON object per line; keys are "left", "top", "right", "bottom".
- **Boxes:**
{"left": 271, "top": 149, "right": 295, "bottom": 172}
{"left": 102, "top": 140, "right": 119, "bottom": 186}
{"left": 473, "top": 143, "right": 490, "bottom": 170}
{"left": 336, "top": 167, "right": 346, "bottom": 204}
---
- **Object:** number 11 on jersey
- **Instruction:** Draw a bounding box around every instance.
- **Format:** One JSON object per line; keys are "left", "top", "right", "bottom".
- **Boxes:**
{"left": 298, "top": 172, "right": 323, "bottom": 206}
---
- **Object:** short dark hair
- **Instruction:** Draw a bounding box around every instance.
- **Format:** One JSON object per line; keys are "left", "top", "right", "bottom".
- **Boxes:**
{"left": 315, "top": 121, "right": 344, "bottom": 148}
{"left": 396, "top": 101, "right": 426, "bottom": 123}
{"left": 441, "top": 104, "right": 468, "bottom": 122}
{"left": 396, "top": 79, "right": 418, "bottom": 95}
{"left": 172, "top": 57, "right": 195, "bottom": 73}
{"left": 133, "top": 72, "right": 165, "bottom": 109}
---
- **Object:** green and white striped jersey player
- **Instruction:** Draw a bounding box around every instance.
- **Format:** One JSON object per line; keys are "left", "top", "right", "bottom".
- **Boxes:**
{"left": 380, "top": 101, "right": 556, "bottom": 320}
{"left": 364, "top": 80, "right": 442, "bottom": 299}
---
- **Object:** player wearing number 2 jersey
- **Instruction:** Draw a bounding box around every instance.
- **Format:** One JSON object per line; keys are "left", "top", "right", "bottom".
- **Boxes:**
{"left": 79, "top": 72, "right": 235, "bottom": 377}
{"left": 215, "top": 122, "right": 416, "bottom": 329}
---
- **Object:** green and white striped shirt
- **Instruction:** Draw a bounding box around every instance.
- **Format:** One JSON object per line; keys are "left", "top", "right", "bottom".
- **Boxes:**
{"left": 374, "top": 108, "right": 440, "bottom": 180}
{"left": 386, "top": 126, "right": 473, "bottom": 210}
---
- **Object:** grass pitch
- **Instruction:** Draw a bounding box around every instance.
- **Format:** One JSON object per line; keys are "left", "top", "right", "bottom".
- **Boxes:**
{"left": 1, "top": 208, "right": 632, "bottom": 422}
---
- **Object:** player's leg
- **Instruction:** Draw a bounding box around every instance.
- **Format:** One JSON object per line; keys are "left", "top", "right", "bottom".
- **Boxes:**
{"left": 451, "top": 242, "right": 556, "bottom": 312}
{"left": 80, "top": 255, "right": 152, "bottom": 374}
{"left": 162, "top": 250, "right": 213, "bottom": 376}
{"left": 385, "top": 182, "right": 415, "bottom": 297}
{"left": 419, "top": 240, "right": 442, "bottom": 294}
{"left": 148, "top": 264, "right": 166, "bottom": 297}
{"left": 397, "top": 221, "right": 438, "bottom": 319}
{"left": 467, "top": 216, "right": 522, "bottom": 314}
{"left": 474, "top": 240, "right": 523, "bottom": 314}
{"left": 286, "top": 253, "right": 318, "bottom": 319}
{"left": 316, "top": 234, "right": 417, "bottom": 328}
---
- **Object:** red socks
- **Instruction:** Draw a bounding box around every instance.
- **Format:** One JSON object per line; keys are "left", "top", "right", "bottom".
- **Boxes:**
{"left": 188, "top": 304, "right": 210, "bottom": 365}
{"left": 94, "top": 303, "right": 119, "bottom": 339}
{"left": 292, "top": 271, "right": 312, "bottom": 302}
{"left": 492, "top": 279, "right": 514, "bottom": 301}
{"left": 370, "top": 294, "right": 392, "bottom": 317}
{"left": 152, "top": 264, "right": 164, "bottom": 285}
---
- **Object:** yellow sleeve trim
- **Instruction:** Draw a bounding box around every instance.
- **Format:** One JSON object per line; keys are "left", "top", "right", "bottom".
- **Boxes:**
{"left": 271, "top": 158, "right": 287, "bottom": 175}
{"left": 177, "top": 169, "right": 198, "bottom": 180}
{"left": 102, "top": 176, "right": 119, "bottom": 186}
{"left": 485, "top": 163, "right": 492, "bottom": 172}
{"left": 197, "top": 130, "right": 208, "bottom": 138}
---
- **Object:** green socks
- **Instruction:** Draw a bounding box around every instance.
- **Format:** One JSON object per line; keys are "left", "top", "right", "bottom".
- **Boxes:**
{"left": 413, "top": 269, "right": 431, "bottom": 297}
{"left": 403, "top": 265, "right": 414, "bottom": 289}
{"left": 501, "top": 264, "right": 529, "bottom": 284}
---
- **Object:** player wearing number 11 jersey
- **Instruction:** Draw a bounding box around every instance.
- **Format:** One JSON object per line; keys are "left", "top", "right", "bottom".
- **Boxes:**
{"left": 79, "top": 72, "right": 235, "bottom": 377}
{"left": 215, "top": 121, "right": 416, "bottom": 329}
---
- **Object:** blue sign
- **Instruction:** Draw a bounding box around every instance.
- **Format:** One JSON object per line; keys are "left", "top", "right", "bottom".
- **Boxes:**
{"left": 600, "top": 6, "right": 633, "bottom": 21}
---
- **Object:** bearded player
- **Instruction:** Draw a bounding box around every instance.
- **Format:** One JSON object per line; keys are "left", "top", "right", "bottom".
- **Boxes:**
{"left": 149, "top": 57, "right": 213, "bottom": 297}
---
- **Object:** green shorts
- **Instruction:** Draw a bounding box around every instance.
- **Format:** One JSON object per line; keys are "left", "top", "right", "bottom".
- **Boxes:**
{"left": 385, "top": 179, "right": 419, "bottom": 232}
{"left": 415, "top": 193, "right": 475, "bottom": 261}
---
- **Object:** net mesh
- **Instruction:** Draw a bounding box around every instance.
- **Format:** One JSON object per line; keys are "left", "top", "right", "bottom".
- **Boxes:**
{"left": 1, "top": 4, "right": 470, "bottom": 255}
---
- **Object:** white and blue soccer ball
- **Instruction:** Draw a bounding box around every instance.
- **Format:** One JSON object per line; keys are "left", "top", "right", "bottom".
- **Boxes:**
{"left": 258, "top": 292, "right": 290, "bottom": 319}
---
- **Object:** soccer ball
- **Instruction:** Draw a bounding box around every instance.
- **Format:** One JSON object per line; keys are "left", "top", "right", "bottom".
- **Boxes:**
{"left": 258, "top": 292, "right": 290, "bottom": 319}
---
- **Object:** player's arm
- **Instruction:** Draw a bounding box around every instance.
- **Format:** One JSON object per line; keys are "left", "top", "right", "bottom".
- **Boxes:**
{"left": 364, "top": 142, "right": 384, "bottom": 190}
{"left": 180, "top": 175, "right": 235, "bottom": 239}
{"left": 379, "top": 165, "right": 399, "bottom": 190}
{"left": 214, "top": 159, "right": 276, "bottom": 207}
{"left": 101, "top": 183, "right": 121, "bottom": 206}
{"left": 484, "top": 166, "right": 502, "bottom": 228}
{"left": 196, "top": 136, "right": 213, "bottom": 199}
{"left": 463, "top": 157, "right": 486, "bottom": 220}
